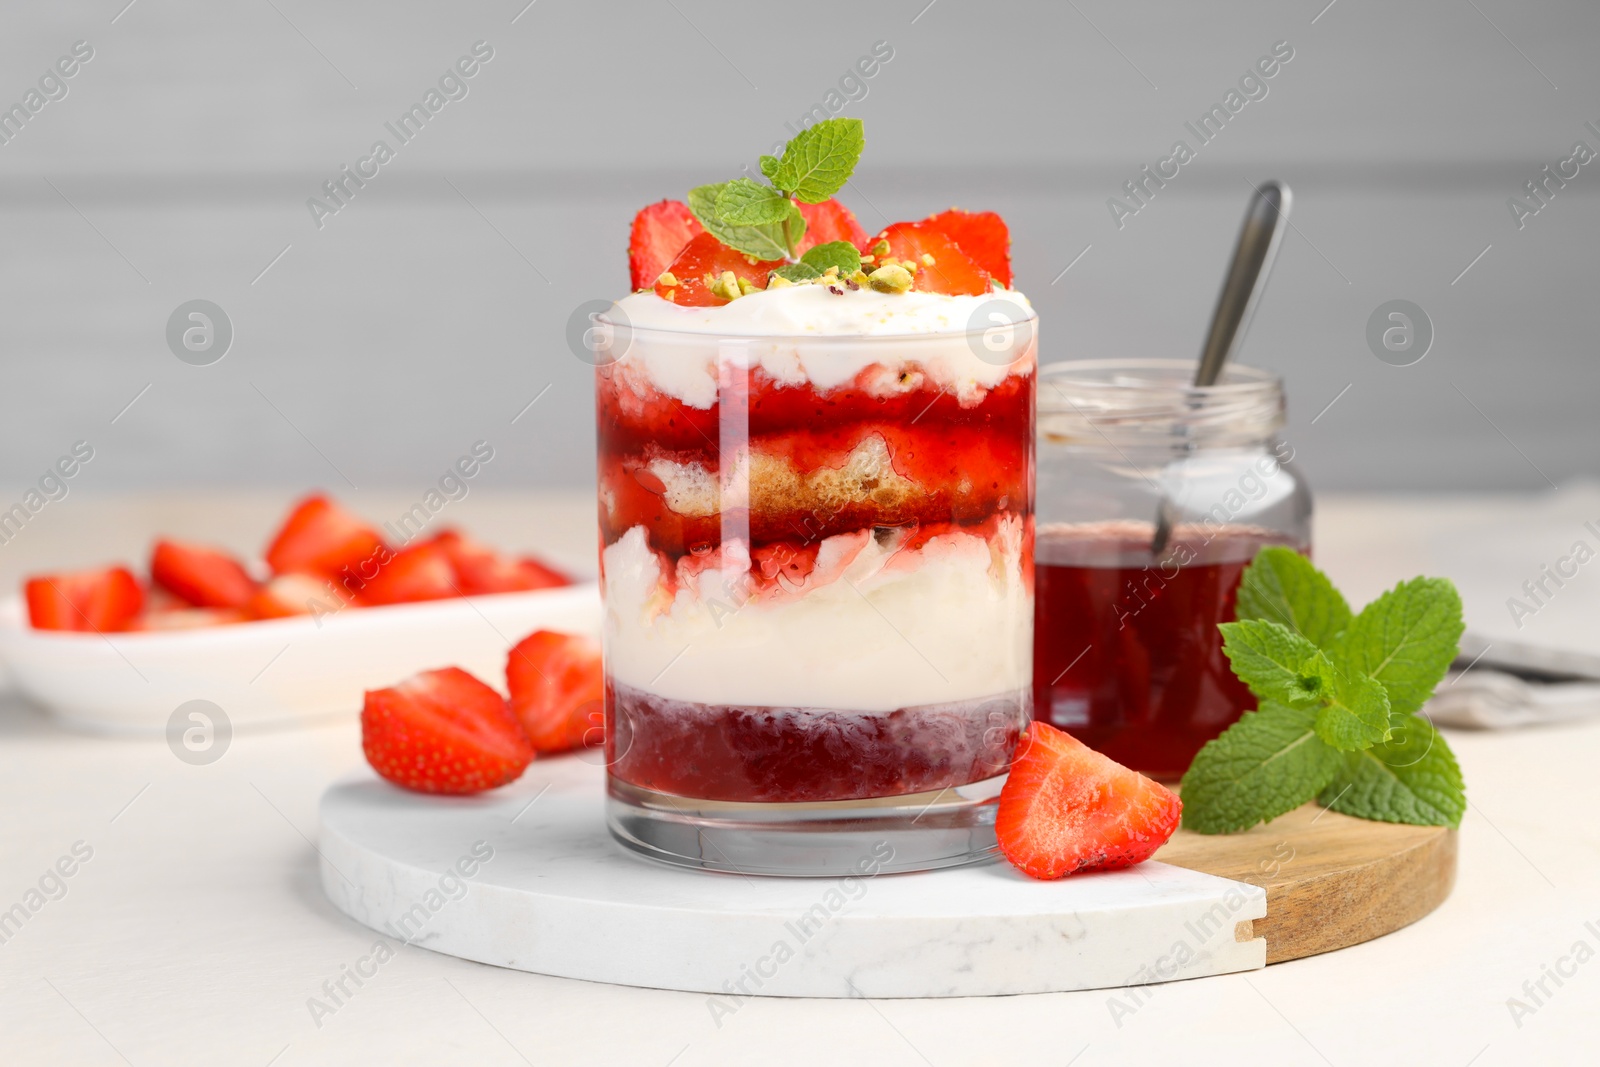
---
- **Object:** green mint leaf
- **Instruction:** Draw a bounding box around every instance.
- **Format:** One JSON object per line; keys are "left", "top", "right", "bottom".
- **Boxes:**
{"left": 1318, "top": 714, "right": 1465, "bottom": 827}
{"left": 758, "top": 155, "right": 781, "bottom": 182}
{"left": 800, "top": 241, "right": 861, "bottom": 276}
{"left": 1179, "top": 702, "right": 1343, "bottom": 834}
{"left": 1335, "top": 577, "right": 1465, "bottom": 717}
{"left": 715, "top": 178, "right": 793, "bottom": 225}
{"left": 1312, "top": 667, "right": 1392, "bottom": 751}
{"left": 688, "top": 182, "right": 790, "bottom": 261}
{"left": 1234, "top": 546, "right": 1352, "bottom": 649}
{"left": 1218, "top": 619, "right": 1328, "bottom": 709}
{"left": 771, "top": 117, "right": 864, "bottom": 203}
{"left": 782, "top": 206, "right": 807, "bottom": 259}
{"left": 771, "top": 262, "right": 821, "bottom": 282}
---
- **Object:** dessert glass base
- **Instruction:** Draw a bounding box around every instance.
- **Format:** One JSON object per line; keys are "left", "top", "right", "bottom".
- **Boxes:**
{"left": 606, "top": 774, "right": 1009, "bottom": 877}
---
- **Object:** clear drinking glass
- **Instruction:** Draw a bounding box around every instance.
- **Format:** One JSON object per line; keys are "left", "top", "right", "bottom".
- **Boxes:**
{"left": 1033, "top": 359, "right": 1311, "bottom": 779}
{"left": 592, "top": 310, "right": 1036, "bottom": 875}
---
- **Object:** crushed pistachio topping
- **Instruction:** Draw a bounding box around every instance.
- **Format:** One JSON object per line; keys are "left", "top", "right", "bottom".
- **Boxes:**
{"left": 656, "top": 271, "right": 679, "bottom": 288}
{"left": 921, "top": 253, "right": 936, "bottom": 266}
{"left": 708, "top": 271, "right": 745, "bottom": 301}
{"left": 871, "top": 239, "right": 890, "bottom": 257}
{"left": 867, "top": 263, "right": 914, "bottom": 293}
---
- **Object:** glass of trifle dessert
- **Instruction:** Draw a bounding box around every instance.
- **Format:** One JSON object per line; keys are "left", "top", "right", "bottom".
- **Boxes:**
{"left": 590, "top": 120, "right": 1036, "bottom": 874}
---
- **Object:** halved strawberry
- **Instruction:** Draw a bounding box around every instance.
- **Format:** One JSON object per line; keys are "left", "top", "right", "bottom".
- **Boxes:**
{"left": 655, "top": 231, "right": 784, "bottom": 307}
{"left": 25, "top": 567, "right": 144, "bottom": 632}
{"left": 433, "top": 530, "right": 570, "bottom": 595}
{"left": 264, "top": 495, "right": 386, "bottom": 580}
{"left": 506, "top": 630, "right": 604, "bottom": 754}
{"left": 362, "top": 667, "right": 534, "bottom": 795}
{"left": 796, "top": 199, "right": 869, "bottom": 253}
{"left": 134, "top": 607, "right": 249, "bottom": 631}
{"left": 996, "top": 722, "right": 1182, "bottom": 880}
{"left": 923, "top": 209, "right": 1012, "bottom": 287}
{"left": 150, "top": 539, "right": 258, "bottom": 609}
{"left": 247, "top": 573, "right": 346, "bottom": 620}
{"left": 358, "top": 541, "right": 457, "bottom": 606}
{"left": 630, "top": 199, "right": 704, "bottom": 291}
{"left": 873, "top": 221, "right": 991, "bottom": 296}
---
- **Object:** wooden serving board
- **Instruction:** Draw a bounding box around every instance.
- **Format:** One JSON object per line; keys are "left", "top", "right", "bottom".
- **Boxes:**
{"left": 1153, "top": 802, "right": 1458, "bottom": 964}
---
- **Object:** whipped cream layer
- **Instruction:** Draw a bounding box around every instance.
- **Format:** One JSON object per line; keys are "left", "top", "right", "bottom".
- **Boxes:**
{"left": 602, "top": 520, "right": 1032, "bottom": 711}
{"left": 606, "top": 286, "right": 1036, "bottom": 410}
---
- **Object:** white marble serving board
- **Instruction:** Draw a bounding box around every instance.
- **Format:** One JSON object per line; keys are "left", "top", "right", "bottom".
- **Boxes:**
{"left": 318, "top": 759, "right": 1267, "bottom": 999}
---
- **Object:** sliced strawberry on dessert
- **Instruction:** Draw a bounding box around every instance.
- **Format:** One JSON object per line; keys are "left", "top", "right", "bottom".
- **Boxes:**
{"left": 922, "top": 208, "right": 1012, "bottom": 287}
{"left": 996, "top": 722, "right": 1182, "bottom": 880}
{"left": 433, "top": 530, "right": 570, "bottom": 595}
{"left": 872, "top": 221, "right": 991, "bottom": 296}
{"left": 358, "top": 541, "right": 457, "bottom": 605}
{"left": 796, "top": 198, "right": 869, "bottom": 253}
{"left": 362, "top": 666, "right": 534, "bottom": 795}
{"left": 247, "top": 573, "right": 345, "bottom": 620}
{"left": 24, "top": 567, "right": 144, "bottom": 632}
{"left": 150, "top": 539, "right": 259, "bottom": 609}
{"left": 629, "top": 199, "right": 704, "bottom": 291}
{"left": 263, "top": 494, "right": 386, "bottom": 580}
{"left": 506, "top": 630, "right": 604, "bottom": 754}
{"left": 654, "top": 231, "right": 784, "bottom": 307}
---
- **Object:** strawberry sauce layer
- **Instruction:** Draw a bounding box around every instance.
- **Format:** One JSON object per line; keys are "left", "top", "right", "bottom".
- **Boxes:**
{"left": 607, "top": 681, "right": 1029, "bottom": 803}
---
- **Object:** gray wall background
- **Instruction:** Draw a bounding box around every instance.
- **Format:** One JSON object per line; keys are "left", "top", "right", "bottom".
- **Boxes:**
{"left": 2, "top": 0, "right": 1597, "bottom": 509}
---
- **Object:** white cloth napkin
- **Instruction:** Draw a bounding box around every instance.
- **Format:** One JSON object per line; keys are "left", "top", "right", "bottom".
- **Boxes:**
{"left": 1425, "top": 632, "right": 1600, "bottom": 730}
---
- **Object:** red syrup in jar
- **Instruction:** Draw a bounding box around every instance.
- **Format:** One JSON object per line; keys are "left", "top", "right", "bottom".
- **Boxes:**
{"left": 1031, "top": 522, "right": 1303, "bottom": 779}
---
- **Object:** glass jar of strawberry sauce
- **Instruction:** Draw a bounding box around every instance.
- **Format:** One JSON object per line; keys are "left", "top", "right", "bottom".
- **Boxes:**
{"left": 1033, "top": 360, "right": 1310, "bottom": 779}
{"left": 590, "top": 289, "right": 1036, "bottom": 875}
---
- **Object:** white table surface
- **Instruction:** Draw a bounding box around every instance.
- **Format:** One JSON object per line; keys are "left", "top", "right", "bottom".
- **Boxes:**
{"left": 1, "top": 489, "right": 1596, "bottom": 1066}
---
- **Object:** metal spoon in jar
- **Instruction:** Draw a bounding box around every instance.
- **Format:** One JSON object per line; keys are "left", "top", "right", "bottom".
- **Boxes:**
{"left": 1149, "top": 181, "right": 1292, "bottom": 556}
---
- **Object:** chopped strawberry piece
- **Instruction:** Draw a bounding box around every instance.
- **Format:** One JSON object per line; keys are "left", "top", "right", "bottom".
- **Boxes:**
{"left": 247, "top": 573, "right": 346, "bottom": 620}
{"left": 263, "top": 495, "right": 386, "bottom": 581}
{"left": 362, "top": 667, "right": 534, "bottom": 795}
{"left": 133, "top": 607, "right": 249, "bottom": 631}
{"left": 996, "top": 722, "right": 1182, "bottom": 880}
{"left": 433, "top": 530, "right": 570, "bottom": 595}
{"left": 629, "top": 199, "right": 704, "bottom": 291}
{"left": 506, "top": 630, "right": 604, "bottom": 754}
{"left": 150, "top": 539, "right": 258, "bottom": 609}
{"left": 655, "top": 231, "right": 784, "bottom": 307}
{"left": 873, "top": 221, "right": 992, "bottom": 296}
{"left": 922, "top": 208, "right": 1012, "bottom": 287}
{"left": 359, "top": 541, "right": 457, "bottom": 606}
{"left": 749, "top": 541, "right": 822, "bottom": 591}
{"left": 796, "top": 199, "right": 869, "bottom": 253}
{"left": 25, "top": 567, "right": 144, "bottom": 632}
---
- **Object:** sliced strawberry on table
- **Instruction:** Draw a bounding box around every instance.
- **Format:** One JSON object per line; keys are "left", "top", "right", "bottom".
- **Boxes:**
{"left": 433, "top": 530, "right": 570, "bottom": 595}
{"left": 358, "top": 541, "right": 457, "bottom": 606}
{"left": 922, "top": 208, "right": 1012, "bottom": 287}
{"left": 150, "top": 539, "right": 259, "bottom": 609}
{"left": 873, "top": 221, "right": 992, "bottom": 296}
{"left": 247, "top": 573, "right": 345, "bottom": 620}
{"left": 362, "top": 666, "right": 534, "bottom": 795}
{"left": 506, "top": 630, "right": 604, "bottom": 754}
{"left": 263, "top": 494, "right": 386, "bottom": 581}
{"left": 25, "top": 567, "right": 144, "bottom": 632}
{"left": 629, "top": 199, "right": 704, "bottom": 291}
{"left": 996, "top": 722, "right": 1182, "bottom": 880}
{"left": 796, "top": 198, "right": 869, "bottom": 253}
{"left": 654, "top": 231, "right": 784, "bottom": 307}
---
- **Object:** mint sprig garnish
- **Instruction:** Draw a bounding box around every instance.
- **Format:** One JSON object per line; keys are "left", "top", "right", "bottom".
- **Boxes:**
{"left": 1181, "top": 547, "right": 1466, "bottom": 833}
{"left": 686, "top": 117, "right": 864, "bottom": 262}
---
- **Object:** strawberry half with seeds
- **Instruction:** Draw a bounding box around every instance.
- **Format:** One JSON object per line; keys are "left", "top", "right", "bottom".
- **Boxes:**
{"left": 506, "top": 630, "right": 604, "bottom": 754}
{"left": 923, "top": 208, "right": 1012, "bottom": 287}
{"left": 433, "top": 530, "right": 570, "bottom": 595}
{"left": 363, "top": 667, "right": 534, "bottom": 795}
{"left": 655, "top": 231, "right": 783, "bottom": 307}
{"left": 796, "top": 199, "right": 869, "bottom": 253}
{"left": 996, "top": 722, "right": 1182, "bottom": 880}
{"left": 629, "top": 199, "right": 704, "bottom": 291}
{"left": 25, "top": 566, "right": 144, "bottom": 632}
{"left": 358, "top": 541, "right": 457, "bottom": 606}
{"left": 263, "top": 495, "right": 386, "bottom": 581}
{"left": 873, "top": 221, "right": 991, "bottom": 296}
{"left": 151, "top": 539, "right": 259, "bottom": 609}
